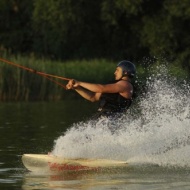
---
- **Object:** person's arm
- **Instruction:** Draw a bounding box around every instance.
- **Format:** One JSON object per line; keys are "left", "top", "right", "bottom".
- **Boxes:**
{"left": 66, "top": 79, "right": 131, "bottom": 100}
{"left": 74, "top": 87, "right": 101, "bottom": 102}
{"left": 75, "top": 80, "right": 128, "bottom": 94}
{"left": 66, "top": 80, "right": 101, "bottom": 102}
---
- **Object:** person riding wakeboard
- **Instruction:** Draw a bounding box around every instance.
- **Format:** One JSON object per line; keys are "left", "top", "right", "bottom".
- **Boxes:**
{"left": 66, "top": 60, "right": 136, "bottom": 117}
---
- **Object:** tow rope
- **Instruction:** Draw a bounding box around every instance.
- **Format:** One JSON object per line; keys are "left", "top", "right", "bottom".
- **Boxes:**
{"left": 0, "top": 57, "right": 71, "bottom": 89}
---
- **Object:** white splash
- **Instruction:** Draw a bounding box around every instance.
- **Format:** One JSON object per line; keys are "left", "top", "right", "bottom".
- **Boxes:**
{"left": 52, "top": 65, "right": 190, "bottom": 168}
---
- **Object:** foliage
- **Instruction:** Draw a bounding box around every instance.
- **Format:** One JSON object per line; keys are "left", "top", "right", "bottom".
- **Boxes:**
{"left": 140, "top": 0, "right": 190, "bottom": 69}
{"left": 0, "top": 54, "right": 188, "bottom": 101}
{"left": 0, "top": 55, "right": 116, "bottom": 101}
{"left": 0, "top": 0, "right": 190, "bottom": 69}
{"left": 0, "top": 0, "right": 33, "bottom": 52}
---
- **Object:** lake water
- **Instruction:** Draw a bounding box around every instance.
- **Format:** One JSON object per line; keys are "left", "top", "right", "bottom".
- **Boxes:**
{"left": 1, "top": 69, "right": 190, "bottom": 190}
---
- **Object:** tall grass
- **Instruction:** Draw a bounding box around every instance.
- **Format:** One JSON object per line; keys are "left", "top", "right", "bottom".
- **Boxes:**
{"left": 0, "top": 54, "right": 188, "bottom": 101}
{"left": 0, "top": 55, "right": 117, "bottom": 101}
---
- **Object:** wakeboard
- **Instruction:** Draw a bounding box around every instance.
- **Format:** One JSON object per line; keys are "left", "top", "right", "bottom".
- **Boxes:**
{"left": 22, "top": 154, "right": 128, "bottom": 172}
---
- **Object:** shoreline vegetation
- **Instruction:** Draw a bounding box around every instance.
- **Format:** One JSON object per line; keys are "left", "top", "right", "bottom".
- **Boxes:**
{"left": 0, "top": 54, "right": 188, "bottom": 102}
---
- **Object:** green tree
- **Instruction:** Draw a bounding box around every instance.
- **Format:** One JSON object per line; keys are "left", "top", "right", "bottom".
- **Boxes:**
{"left": 32, "top": 0, "right": 103, "bottom": 59}
{"left": 0, "top": 0, "right": 33, "bottom": 53}
{"left": 0, "top": 0, "right": 190, "bottom": 71}
{"left": 100, "top": 0, "right": 143, "bottom": 60}
{"left": 32, "top": 0, "right": 145, "bottom": 60}
{"left": 140, "top": 0, "right": 190, "bottom": 69}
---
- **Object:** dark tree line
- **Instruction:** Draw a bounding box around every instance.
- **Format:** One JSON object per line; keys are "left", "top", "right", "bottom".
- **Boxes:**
{"left": 0, "top": 0, "right": 190, "bottom": 69}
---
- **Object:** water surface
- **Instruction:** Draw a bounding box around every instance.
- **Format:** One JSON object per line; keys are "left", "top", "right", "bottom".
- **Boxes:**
{"left": 1, "top": 68, "right": 190, "bottom": 189}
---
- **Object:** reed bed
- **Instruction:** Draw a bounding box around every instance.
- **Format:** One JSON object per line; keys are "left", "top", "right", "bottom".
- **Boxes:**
{"left": 0, "top": 55, "right": 116, "bottom": 101}
{"left": 0, "top": 54, "right": 187, "bottom": 101}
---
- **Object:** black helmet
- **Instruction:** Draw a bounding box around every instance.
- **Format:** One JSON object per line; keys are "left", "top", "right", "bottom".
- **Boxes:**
{"left": 117, "top": 60, "right": 136, "bottom": 78}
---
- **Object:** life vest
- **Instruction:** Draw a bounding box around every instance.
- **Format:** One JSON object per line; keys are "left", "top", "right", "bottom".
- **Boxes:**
{"left": 97, "top": 80, "right": 132, "bottom": 115}
{"left": 98, "top": 93, "right": 132, "bottom": 113}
